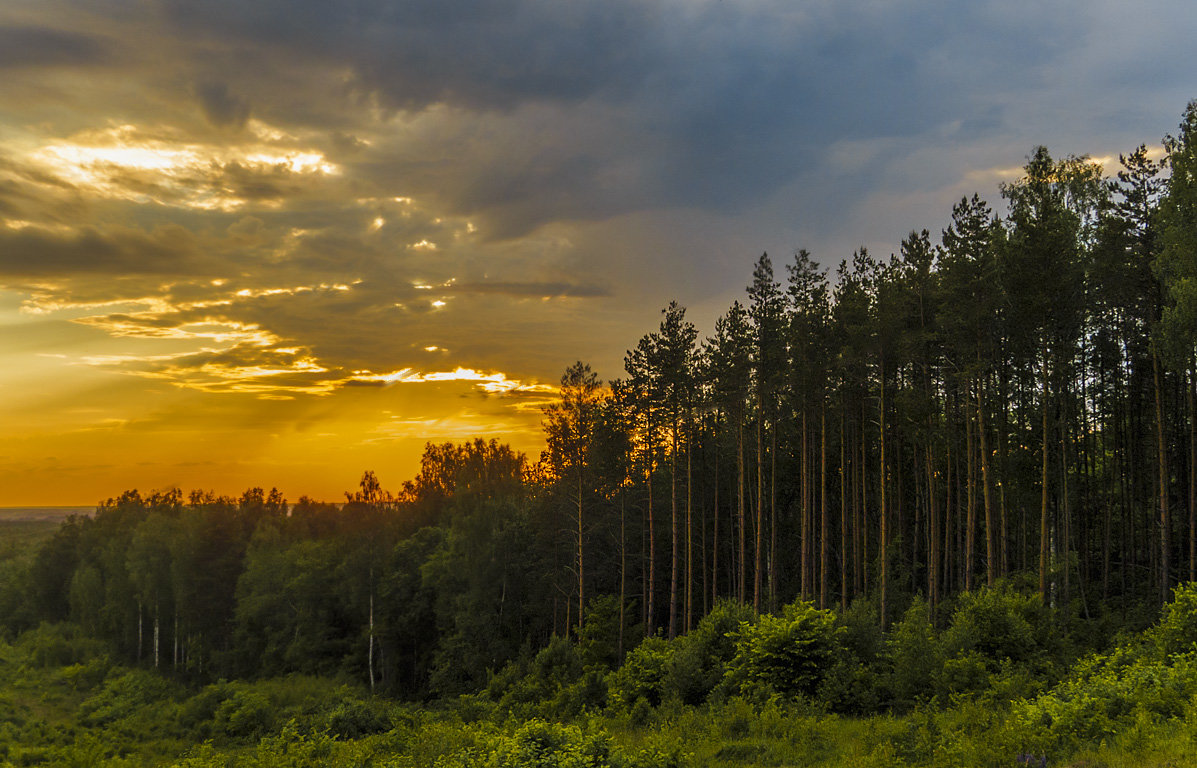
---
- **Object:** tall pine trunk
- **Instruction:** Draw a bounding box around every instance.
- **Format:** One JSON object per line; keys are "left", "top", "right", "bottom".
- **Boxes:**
{"left": 669, "top": 420, "right": 678, "bottom": 639}
{"left": 754, "top": 413, "right": 763, "bottom": 612}
{"left": 647, "top": 431, "right": 656, "bottom": 635}
{"left": 801, "top": 409, "right": 809, "bottom": 600}
{"left": 578, "top": 469, "right": 584, "bottom": 634}
{"left": 962, "top": 380, "right": 971, "bottom": 588}
{"left": 979, "top": 372, "right": 995, "bottom": 587}
{"left": 1040, "top": 346, "right": 1051, "bottom": 605}
{"left": 686, "top": 422, "right": 693, "bottom": 634}
{"left": 841, "top": 401, "right": 849, "bottom": 610}
{"left": 712, "top": 425, "right": 720, "bottom": 607}
{"left": 820, "top": 401, "right": 829, "bottom": 609}
{"left": 619, "top": 485, "right": 626, "bottom": 656}
{"left": 1153, "top": 350, "right": 1170, "bottom": 604}
{"left": 738, "top": 421, "right": 746, "bottom": 604}
{"left": 770, "top": 424, "right": 777, "bottom": 612}
{"left": 880, "top": 356, "right": 889, "bottom": 630}
{"left": 1190, "top": 366, "right": 1196, "bottom": 583}
{"left": 369, "top": 584, "right": 376, "bottom": 693}
{"left": 928, "top": 439, "right": 939, "bottom": 620}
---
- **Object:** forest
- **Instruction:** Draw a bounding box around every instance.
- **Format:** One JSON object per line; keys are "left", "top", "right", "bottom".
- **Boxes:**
{"left": 1, "top": 101, "right": 1197, "bottom": 767}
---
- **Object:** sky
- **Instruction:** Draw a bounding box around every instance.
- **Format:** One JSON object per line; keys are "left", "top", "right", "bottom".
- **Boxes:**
{"left": 2, "top": 0, "right": 1196, "bottom": 505}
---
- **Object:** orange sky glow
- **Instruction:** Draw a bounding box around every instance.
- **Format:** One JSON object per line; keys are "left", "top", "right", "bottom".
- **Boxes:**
{"left": 3, "top": 0, "right": 1194, "bottom": 504}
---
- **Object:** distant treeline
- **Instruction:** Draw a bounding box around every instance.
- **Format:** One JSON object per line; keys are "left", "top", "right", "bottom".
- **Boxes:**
{"left": 3, "top": 100, "right": 1197, "bottom": 702}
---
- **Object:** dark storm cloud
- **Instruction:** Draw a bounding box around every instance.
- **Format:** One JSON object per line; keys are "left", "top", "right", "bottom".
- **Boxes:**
{"left": 0, "top": 25, "right": 111, "bottom": 69}
{"left": 6, "top": 0, "right": 1197, "bottom": 391}
{"left": 195, "top": 82, "right": 251, "bottom": 129}
{"left": 446, "top": 281, "right": 609, "bottom": 298}
{"left": 155, "top": 0, "right": 656, "bottom": 111}
{"left": 145, "top": 0, "right": 1090, "bottom": 227}
{"left": 0, "top": 225, "right": 205, "bottom": 277}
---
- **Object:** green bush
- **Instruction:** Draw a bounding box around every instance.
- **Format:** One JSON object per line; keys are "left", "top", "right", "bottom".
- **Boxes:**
{"left": 1153, "top": 582, "right": 1197, "bottom": 658}
{"left": 663, "top": 600, "right": 756, "bottom": 706}
{"left": 817, "top": 600, "right": 885, "bottom": 715}
{"left": 173, "top": 720, "right": 366, "bottom": 768}
{"left": 490, "top": 635, "right": 602, "bottom": 718}
{"left": 551, "top": 668, "right": 608, "bottom": 717}
{"left": 937, "top": 585, "right": 1061, "bottom": 699}
{"left": 607, "top": 636, "right": 672, "bottom": 710}
{"left": 178, "top": 681, "right": 235, "bottom": 736}
{"left": 432, "top": 719, "right": 614, "bottom": 768}
{"left": 325, "top": 697, "right": 393, "bottom": 739}
{"left": 721, "top": 600, "right": 841, "bottom": 701}
{"left": 213, "top": 688, "right": 274, "bottom": 739}
{"left": 577, "top": 595, "right": 628, "bottom": 670}
{"left": 16, "top": 623, "right": 108, "bottom": 668}
{"left": 493, "top": 719, "right": 613, "bottom": 768}
{"left": 58, "top": 655, "right": 112, "bottom": 692}
{"left": 78, "top": 668, "right": 180, "bottom": 727}
{"left": 885, "top": 598, "right": 940, "bottom": 708}
{"left": 1011, "top": 643, "right": 1197, "bottom": 752}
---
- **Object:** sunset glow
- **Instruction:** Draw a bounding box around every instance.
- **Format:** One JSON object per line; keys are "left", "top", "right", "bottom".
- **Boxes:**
{"left": 1, "top": 0, "right": 1194, "bottom": 505}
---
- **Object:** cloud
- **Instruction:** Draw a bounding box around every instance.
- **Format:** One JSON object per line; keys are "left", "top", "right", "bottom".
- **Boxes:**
{"left": 0, "top": 25, "right": 111, "bottom": 69}
{"left": 0, "top": 223, "right": 205, "bottom": 277}
{"left": 446, "top": 281, "right": 609, "bottom": 298}
{"left": 4, "top": 0, "right": 1197, "bottom": 503}
{"left": 195, "top": 81, "right": 251, "bottom": 129}
{"left": 133, "top": 0, "right": 1096, "bottom": 233}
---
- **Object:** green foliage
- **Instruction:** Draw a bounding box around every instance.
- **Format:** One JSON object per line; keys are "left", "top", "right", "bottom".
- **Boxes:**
{"left": 1152, "top": 582, "right": 1197, "bottom": 658}
{"left": 324, "top": 696, "right": 393, "bottom": 739}
{"left": 937, "top": 585, "right": 1062, "bottom": 699}
{"left": 607, "top": 601, "right": 758, "bottom": 714}
{"left": 178, "top": 680, "right": 235, "bottom": 736}
{"left": 1010, "top": 646, "right": 1197, "bottom": 754}
{"left": 424, "top": 496, "right": 555, "bottom": 698}
{"left": 57, "top": 655, "right": 112, "bottom": 692}
{"left": 885, "top": 598, "right": 941, "bottom": 708}
{"left": 577, "top": 595, "right": 625, "bottom": 670}
{"left": 231, "top": 536, "right": 352, "bottom": 679}
{"left": 488, "top": 636, "right": 607, "bottom": 719}
{"left": 662, "top": 600, "right": 756, "bottom": 706}
{"left": 721, "top": 600, "right": 841, "bottom": 701}
{"left": 432, "top": 718, "right": 684, "bottom": 768}
{"left": 212, "top": 688, "right": 274, "bottom": 738}
{"left": 173, "top": 721, "right": 360, "bottom": 768}
{"left": 1157, "top": 100, "right": 1197, "bottom": 363}
{"left": 78, "top": 668, "right": 181, "bottom": 727}
{"left": 15, "top": 622, "right": 108, "bottom": 668}
{"left": 817, "top": 600, "right": 885, "bottom": 715}
{"left": 607, "top": 636, "right": 671, "bottom": 711}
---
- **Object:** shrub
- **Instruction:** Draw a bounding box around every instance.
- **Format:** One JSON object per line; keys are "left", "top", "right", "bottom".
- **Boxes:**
{"left": 213, "top": 688, "right": 273, "bottom": 739}
{"left": 1011, "top": 643, "right": 1197, "bottom": 752}
{"left": 58, "top": 655, "right": 112, "bottom": 692}
{"left": 325, "top": 697, "right": 392, "bottom": 739}
{"left": 885, "top": 598, "right": 941, "bottom": 708}
{"left": 607, "top": 636, "right": 672, "bottom": 710}
{"left": 721, "top": 600, "right": 841, "bottom": 701}
{"left": 179, "top": 681, "right": 235, "bottom": 737}
{"left": 663, "top": 600, "right": 756, "bottom": 705}
{"left": 577, "top": 595, "right": 627, "bottom": 670}
{"left": 550, "top": 668, "right": 608, "bottom": 717}
{"left": 1153, "top": 582, "right": 1197, "bottom": 658}
{"left": 817, "top": 599, "right": 885, "bottom": 714}
{"left": 937, "top": 585, "right": 1060, "bottom": 698}
{"left": 16, "top": 623, "right": 107, "bottom": 668}
{"left": 78, "top": 668, "right": 179, "bottom": 727}
{"left": 434, "top": 719, "right": 616, "bottom": 768}
{"left": 490, "top": 636, "right": 600, "bottom": 718}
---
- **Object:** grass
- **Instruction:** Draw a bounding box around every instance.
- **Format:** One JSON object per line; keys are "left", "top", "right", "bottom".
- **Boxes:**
{"left": 2, "top": 618, "right": 1197, "bottom": 766}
